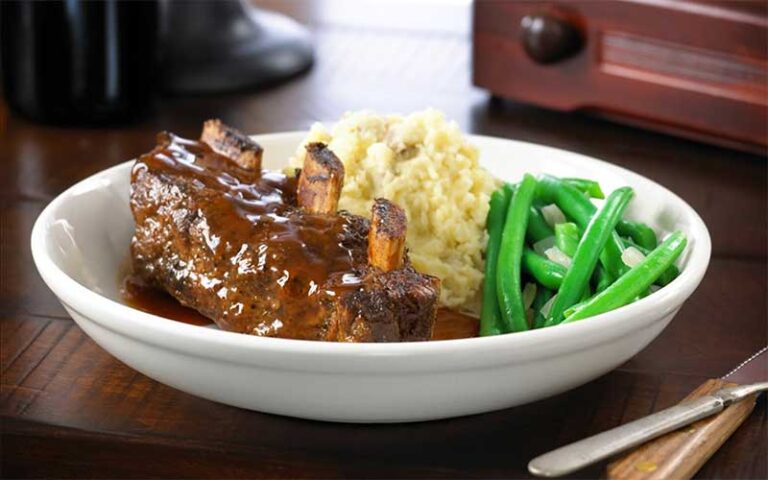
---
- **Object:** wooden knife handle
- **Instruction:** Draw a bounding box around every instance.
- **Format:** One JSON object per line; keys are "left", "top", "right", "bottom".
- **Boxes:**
{"left": 606, "top": 379, "right": 759, "bottom": 480}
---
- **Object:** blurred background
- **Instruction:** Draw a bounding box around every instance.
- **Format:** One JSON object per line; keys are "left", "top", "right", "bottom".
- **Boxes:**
{"left": 2, "top": 0, "right": 765, "bottom": 152}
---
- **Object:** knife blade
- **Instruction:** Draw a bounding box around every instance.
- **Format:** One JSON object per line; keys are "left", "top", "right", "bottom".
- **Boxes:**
{"left": 723, "top": 346, "right": 768, "bottom": 384}
{"left": 528, "top": 346, "right": 768, "bottom": 478}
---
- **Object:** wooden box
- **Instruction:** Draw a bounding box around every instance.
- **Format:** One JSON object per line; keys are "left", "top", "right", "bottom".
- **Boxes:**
{"left": 472, "top": 0, "right": 767, "bottom": 153}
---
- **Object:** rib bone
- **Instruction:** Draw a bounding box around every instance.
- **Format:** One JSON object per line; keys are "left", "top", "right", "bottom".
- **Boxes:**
{"left": 201, "top": 119, "right": 263, "bottom": 170}
{"left": 297, "top": 143, "right": 345, "bottom": 214}
{"left": 369, "top": 198, "right": 407, "bottom": 271}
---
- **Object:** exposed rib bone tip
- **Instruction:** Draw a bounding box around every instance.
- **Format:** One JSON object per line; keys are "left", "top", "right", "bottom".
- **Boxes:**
{"left": 297, "top": 143, "right": 345, "bottom": 214}
{"left": 200, "top": 119, "right": 263, "bottom": 171}
{"left": 369, "top": 198, "right": 407, "bottom": 271}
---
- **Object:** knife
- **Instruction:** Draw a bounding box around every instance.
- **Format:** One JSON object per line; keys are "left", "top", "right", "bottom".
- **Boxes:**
{"left": 528, "top": 346, "right": 768, "bottom": 478}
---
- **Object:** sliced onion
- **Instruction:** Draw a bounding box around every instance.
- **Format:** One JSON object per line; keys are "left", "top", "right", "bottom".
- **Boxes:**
{"left": 541, "top": 204, "right": 566, "bottom": 227}
{"left": 622, "top": 246, "right": 646, "bottom": 268}
{"left": 523, "top": 282, "right": 537, "bottom": 310}
{"left": 533, "top": 236, "right": 556, "bottom": 256}
{"left": 545, "top": 246, "right": 572, "bottom": 268}
{"left": 540, "top": 293, "right": 558, "bottom": 318}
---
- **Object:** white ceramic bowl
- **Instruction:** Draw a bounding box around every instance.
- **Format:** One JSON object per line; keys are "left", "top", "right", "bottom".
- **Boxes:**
{"left": 31, "top": 133, "right": 710, "bottom": 423}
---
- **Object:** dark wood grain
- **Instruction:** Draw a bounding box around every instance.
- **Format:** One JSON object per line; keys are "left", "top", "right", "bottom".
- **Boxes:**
{"left": 473, "top": 0, "right": 768, "bottom": 151}
{"left": 1, "top": 1, "right": 766, "bottom": 478}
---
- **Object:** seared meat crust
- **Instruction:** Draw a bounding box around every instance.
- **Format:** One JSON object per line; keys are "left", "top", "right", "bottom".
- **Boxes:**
{"left": 130, "top": 123, "right": 440, "bottom": 342}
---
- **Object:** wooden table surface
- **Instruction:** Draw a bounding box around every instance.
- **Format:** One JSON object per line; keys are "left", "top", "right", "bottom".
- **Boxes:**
{"left": 1, "top": 2, "right": 766, "bottom": 478}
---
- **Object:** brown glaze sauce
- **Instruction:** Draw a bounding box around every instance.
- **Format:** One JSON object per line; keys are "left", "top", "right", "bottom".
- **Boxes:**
{"left": 134, "top": 134, "right": 368, "bottom": 337}
{"left": 122, "top": 275, "right": 213, "bottom": 327}
{"left": 431, "top": 309, "right": 480, "bottom": 340}
{"left": 122, "top": 274, "right": 478, "bottom": 340}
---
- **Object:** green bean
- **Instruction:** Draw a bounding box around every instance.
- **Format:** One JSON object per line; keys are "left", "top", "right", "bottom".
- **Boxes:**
{"left": 622, "top": 237, "right": 680, "bottom": 286}
{"left": 563, "top": 231, "right": 687, "bottom": 322}
{"left": 655, "top": 264, "right": 680, "bottom": 287}
{"left": 545, "top": 187, "right": 634, "bottom": 326}
{"left": 563, "top": 177, "right": 605, "bottom": 199}
{"left": 563, "top": 298, "right": 588, "bottom": 319}
{"left": 527, "top": 206, "right": 554, "bottom": 244}
{"left": 617, "top": 219, "right": 658, "bottom": 250}
{"left": 536, "top": 175, "right": 593, "bottom": 220}
{"left": 593, "top": 265, "right": 614, "bottom": 293}
{"left": 580, "top": 283, "right": 592, "bottom": 302}
{"left": 480, "top": 186, "right": 513, "bottom": 336}
{"left": 521, "top": 248, "right": 566, "bottom": 289}
{"left": 537, "top": 175, "right": 628, "bottom": 279}
{"left": 496, "top": 174, "right": 538, "bottom": 333}
{"left": 555, "top": 222, "right": 579, "bottom": 257}
{"left": 532, "top": 287, "right": 554, "bottom": 329}
{"left": 599, "top": 235, "right": 628, "bottom": 280}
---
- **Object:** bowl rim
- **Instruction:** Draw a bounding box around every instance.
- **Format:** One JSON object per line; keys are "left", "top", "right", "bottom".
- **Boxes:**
{"left": 30, "top": 132, "right": 712, "bottom": 372}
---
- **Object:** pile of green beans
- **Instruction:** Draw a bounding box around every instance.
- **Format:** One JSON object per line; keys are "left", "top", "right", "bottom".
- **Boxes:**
{"left": 479, "top": 174, "right": 688, "bottom": 335}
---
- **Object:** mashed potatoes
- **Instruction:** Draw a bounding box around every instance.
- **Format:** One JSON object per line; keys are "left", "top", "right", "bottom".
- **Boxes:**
{"left": 290, "top": 110, "right": 499, "bottom": 312}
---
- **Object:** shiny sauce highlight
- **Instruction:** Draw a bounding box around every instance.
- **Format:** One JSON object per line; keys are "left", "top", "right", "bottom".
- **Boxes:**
{"left": 122, "top": 275, "right": 478, "bottom": 340}
{"left": 133, "top": 134, "right": 367, "bottom": 337}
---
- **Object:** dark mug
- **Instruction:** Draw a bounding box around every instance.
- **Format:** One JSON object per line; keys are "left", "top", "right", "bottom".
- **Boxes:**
{"left": 0, "top": 0, "right": 159, "bottom": 125}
